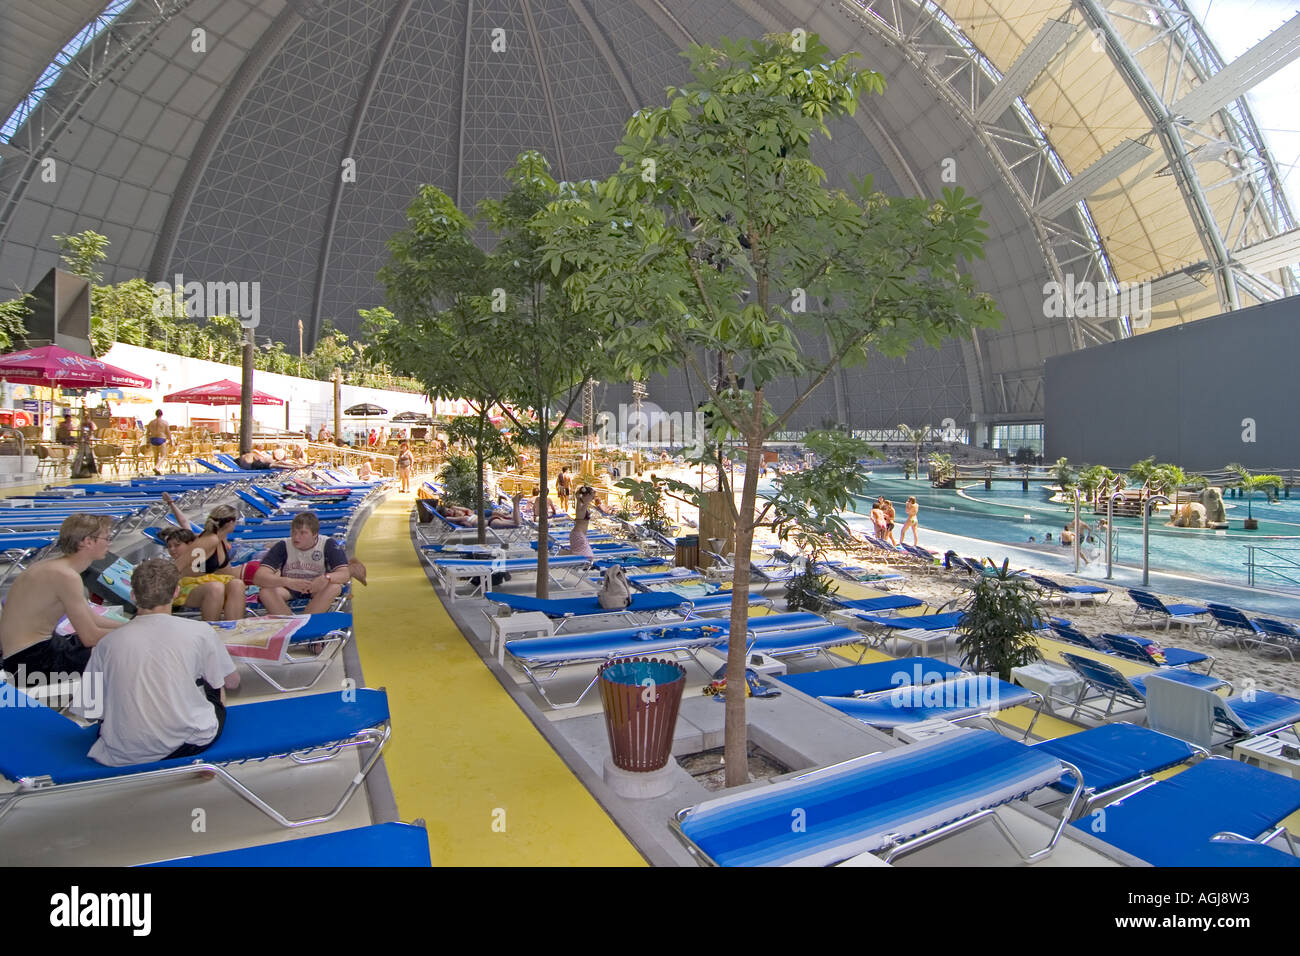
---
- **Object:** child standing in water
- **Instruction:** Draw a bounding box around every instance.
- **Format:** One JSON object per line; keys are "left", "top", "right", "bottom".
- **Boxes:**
{"left": 901, "top": 496, "right": 920, "bottom": 546}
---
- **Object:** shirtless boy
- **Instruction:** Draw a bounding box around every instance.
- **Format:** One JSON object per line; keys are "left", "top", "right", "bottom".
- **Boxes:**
{"left": 0, "top": 514, "right": 125, "bottom": 679}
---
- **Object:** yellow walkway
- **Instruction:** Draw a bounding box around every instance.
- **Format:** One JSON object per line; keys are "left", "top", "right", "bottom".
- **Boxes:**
{"left": 351, "top": 491, "right": 645, "bottom": 866}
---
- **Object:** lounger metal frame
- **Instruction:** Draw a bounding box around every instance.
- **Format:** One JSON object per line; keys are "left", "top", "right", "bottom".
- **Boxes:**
{"left": 670, "top": 749, "right": 1085, "bottom": 866}
{"left": 0, "top": 711, "right": 391, "bottom": 830}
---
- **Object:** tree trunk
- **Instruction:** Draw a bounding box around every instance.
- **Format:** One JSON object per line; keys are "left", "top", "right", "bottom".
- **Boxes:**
{"left": 723, "top": 426, "right": 765, "bottom": 788}
{"left": 475, "top": 432, "right": 487, "bottom": 546}
{"left": 536, "top": 407, "right": 550, "bottom": 599}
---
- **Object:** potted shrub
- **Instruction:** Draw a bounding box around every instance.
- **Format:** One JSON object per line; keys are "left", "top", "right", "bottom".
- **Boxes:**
{"left": 1226, "top": 463, "right": 1283, "bottom": 531}
{"left": 955, "top": 560, "right": 1044, "bottom": 681}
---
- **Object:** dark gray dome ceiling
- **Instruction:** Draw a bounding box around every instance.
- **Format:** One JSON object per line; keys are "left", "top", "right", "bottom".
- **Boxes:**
{"left": 3, "top": 0, "right": 1294, "bottom": 431}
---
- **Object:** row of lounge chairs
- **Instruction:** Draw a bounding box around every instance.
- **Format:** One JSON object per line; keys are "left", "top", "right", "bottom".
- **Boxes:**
{"left": 671, "top": 724, "right": 1300, "bottom": 867}
{"left": 0, "top": 466, "right": 424, "bottom": 865}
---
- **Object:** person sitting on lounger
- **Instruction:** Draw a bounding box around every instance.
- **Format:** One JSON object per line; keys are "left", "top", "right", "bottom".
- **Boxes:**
{"left": 74, "top": 558, "right": 238, "bottom": 766}
{"left": 159, "top": 527, "right": 246, "bottom": 622}
{"left": 252, "top": 512, "right": 352, "bottom": 615}
{"left": 439, "top": 493, "right": 524, "bottom": 528}
{"left": 0, "top": 514, "right": 126, "bottom": 682}
{"left": 160, "top": 495, "right": 245, "bottom": 621}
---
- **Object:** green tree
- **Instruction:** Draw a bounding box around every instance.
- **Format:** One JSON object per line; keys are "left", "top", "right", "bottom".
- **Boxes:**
{"left": 955, "top": 560, "right": 1044, "bottom": 681}
{"left": 1049, "top": 456, "right": 1076, "bottom": 492}
{"left": 898, "top": 423, "right": 930, "bottom": 480}
{"left": 538, "top": 34, "right": 1000, "bottom": 785}
{"left": 928, "top": 452, "right": 956, "bottom": 486}
{"left": 1225, "top": 463, "right": 1283, "bottom": 522}
{"left": 1128, "top": 456, "right": 1159, "bottom": 492}
{"left": 52, "top": 231, "right": 109, "bottom": 283}
{"left": 371, "top": 188, "right": 515, "bottom": 545}
{"left": 0, "top": 293, "right": 31, "bottom": 351}
{"left": 379, "top": 154, "right": 610, "bottom": 579}
{"left": 1076, "top": 464, "right": 1117, "bottom": 508}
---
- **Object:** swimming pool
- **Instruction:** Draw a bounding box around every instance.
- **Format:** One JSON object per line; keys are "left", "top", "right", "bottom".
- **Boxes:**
{"left": 847, "top": 471, "right": 1300, "bottom": 591}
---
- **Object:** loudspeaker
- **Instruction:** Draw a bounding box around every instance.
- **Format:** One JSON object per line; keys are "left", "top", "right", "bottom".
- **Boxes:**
{"left": 24, "top": 267, "right": 92, "bottom": 354}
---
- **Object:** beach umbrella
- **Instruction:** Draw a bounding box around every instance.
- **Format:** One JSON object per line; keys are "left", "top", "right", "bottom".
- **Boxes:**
{"left": 345, "top": 402, "right": 388, "bottom": 444}
{"left": 0, "top": 345, "right": 151, "bottom": 388}
{"left": 0, "top": 344, "right": 150, "bottom": 435}
{"left": 164, "top": 379, "right": 283, "bottom": 432}
{"left": 391, "top": 410, "right": 433, "bottom": 424}
{"left": 164, "top": 379, "right": 284, "bottom": 406}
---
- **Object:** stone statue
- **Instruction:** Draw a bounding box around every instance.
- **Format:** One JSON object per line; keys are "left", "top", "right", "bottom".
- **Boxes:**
{"left": 1169, "top": 502, "right": 1207, "bottom": 528}
{"left": 1201, "top": 486, "right": 1227, "bottom": 527}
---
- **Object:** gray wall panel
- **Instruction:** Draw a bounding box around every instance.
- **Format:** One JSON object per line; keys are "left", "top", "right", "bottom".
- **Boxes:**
{"left": 1045, "top": 296, "right": 1300, "bottom": 472}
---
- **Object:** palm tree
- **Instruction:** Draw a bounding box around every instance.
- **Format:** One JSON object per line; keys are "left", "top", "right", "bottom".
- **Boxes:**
{"left": 1050, "top": 456, "right": 1076, "bottom": 493}
{"left": 928, "top": 452, "right": 955, "bottom": 487}
{"left": 1128, "top": 456, "right": 1159, "bottom": 494}
{"left": 898, "top": 423, "right": 930, "bottom": 480}
{"left": 1225, "top": 463, "right": 1283, "bottom": 528}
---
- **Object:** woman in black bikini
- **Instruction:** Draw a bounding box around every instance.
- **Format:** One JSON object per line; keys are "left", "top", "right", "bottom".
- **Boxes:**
{"left": 162, "top": 495, "right": 245, "bottom": 620}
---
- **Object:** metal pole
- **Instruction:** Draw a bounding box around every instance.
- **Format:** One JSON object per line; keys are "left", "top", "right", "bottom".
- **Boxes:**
{"left": 1106, "top": 491, "right": 1126, "bottom": 579}
{"left": 1073, "top": 490, "right": 1082, "bottom": 573}
{"left": 238, "top": 328, "right": 254, "bottom": 455}
{"left": 1142, "top": 495, "right": 1170, "bottom": 587}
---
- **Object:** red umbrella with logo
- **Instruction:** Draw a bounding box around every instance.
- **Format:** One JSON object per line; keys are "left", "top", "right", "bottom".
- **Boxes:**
{"left": 165, "top": 379, "right": 284, "bottom": 433}
{"left": 0, "top": 344, "right": 151, "bottom": 388}
{"left": 164, "top": 379, "right": 284, "bottom": 406}
{"left": 0, "top": 344, "right": 151, "bottom": 435}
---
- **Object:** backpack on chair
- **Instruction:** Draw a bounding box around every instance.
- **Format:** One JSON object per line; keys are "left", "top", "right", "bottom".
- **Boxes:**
{"left": 597, "top": 565, "right": 632, "bottom": 610}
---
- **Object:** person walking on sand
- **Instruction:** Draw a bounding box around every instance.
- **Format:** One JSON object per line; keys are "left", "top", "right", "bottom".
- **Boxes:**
{"left": 901, "top": 496, "right": 920, "bottom": 546}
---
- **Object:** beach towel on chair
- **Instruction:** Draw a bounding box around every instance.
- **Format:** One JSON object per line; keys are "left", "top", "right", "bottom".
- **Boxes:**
{"left": 598, "top": 566, "right": 632, "bottom": 610}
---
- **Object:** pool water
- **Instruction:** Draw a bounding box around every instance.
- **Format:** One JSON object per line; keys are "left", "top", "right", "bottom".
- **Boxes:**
{"left": 845, "top": 471, "right": 1300, "bottom": 590}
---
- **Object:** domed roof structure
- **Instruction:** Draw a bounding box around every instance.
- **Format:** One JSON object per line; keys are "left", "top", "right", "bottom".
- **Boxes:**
{"left": 1, "top": 0, "right": 1296, "bottom": 431}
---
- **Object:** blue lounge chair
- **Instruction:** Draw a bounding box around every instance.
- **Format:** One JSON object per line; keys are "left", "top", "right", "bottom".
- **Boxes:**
{"left": 850, "top": 610, "right": 966, "bottom": 661}
{"left": 1057, "top": 652, "right": 1228, "bottom": 720}
{"left": 146, "top": 821, "right": 432, "bottom": 867}
{"left": 672, "top": 729, "right": 1084, "bottom": 865}
{"left": 501, "top": 612, "right": 820, "bottom": 708}
{"left": 486, "top": 589, "right": 771, "bottom": 630}
{"left": 721, "top": 624, "right": 870, "bottom": 666}
{"left": 1250, "top": 618, "right": 1300, "bottom": 661}
{"left": 1050, "top": 622, "right": 1108, "bottom": 651}
{"left": 1143, "top": 673, "right": 1300, "bottom": 748}
{"left": 826, "top": 593, "right": 925, "bottom": 614}
{"left": 430, "top": 554, "right": 593, "bottom": 601}
{"left": 231, "top": 612, "right": 355, "bottom": 692}
{"left": 1028, "top": 574, "right": 1111, "bottom": 607}
{"left": 1126, "top": 588, "right": 1208, "bottom": 630}
{"left": 776, "top": 656, "right": 966, "bottom": 698}
{"left": 1096, "top": 631, "right": 1213, "bottom": 671}
{"left": 0, "top": 684, "right": 391, "bottom": 829}
{"left": 814, "top": 559, "right": 905, "bottom": 588}
{"left": 1201, "top": 603, "right": 1268, "bottom": 649}
{"left": 1073, "top": 759, "right": 1300, "bottom": 866}
{"left": 1029, "top": 723, "right": 1205, "bottom": 815}
{"left": 817, "top": 676, "right": 1044, "bottom": 739}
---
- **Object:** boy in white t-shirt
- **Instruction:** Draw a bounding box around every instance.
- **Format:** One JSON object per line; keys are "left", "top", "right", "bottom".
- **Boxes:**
{"left": 74, "top": 558, "right": 239, "bottom": 766}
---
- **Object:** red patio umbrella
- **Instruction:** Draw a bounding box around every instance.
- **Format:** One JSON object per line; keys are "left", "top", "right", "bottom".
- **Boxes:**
{"left": 163, "top": 379, "right": 284, "bottom": 406}
{"left": 0, "top": 344, "right": 151, "bottom": 437}
{"left": 165, "top": 379, "right": 284, "bottom": 434}
{"left": 0, "top": 345, "right": 151, "bottom": 388}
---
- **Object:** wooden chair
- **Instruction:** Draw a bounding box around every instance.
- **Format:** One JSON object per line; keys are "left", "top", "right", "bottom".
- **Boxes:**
{"left": 34, "top": 444, "right": 56, "bottom": 479}
{"left": 96, "top": 443, "right": 122, "bottom": 475}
